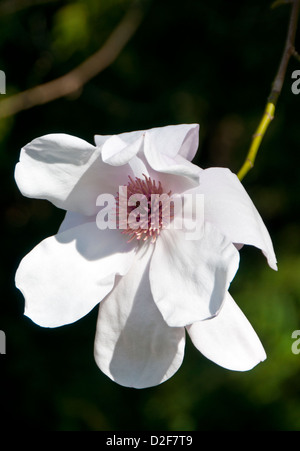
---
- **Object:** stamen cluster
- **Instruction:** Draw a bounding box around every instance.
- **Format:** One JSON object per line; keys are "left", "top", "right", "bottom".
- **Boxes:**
{"left": 115, "top": 174, "right": 172, "bottom": 243}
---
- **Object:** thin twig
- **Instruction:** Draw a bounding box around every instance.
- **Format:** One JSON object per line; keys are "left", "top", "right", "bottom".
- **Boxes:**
{"left": 0, "top": 4, "right": 144, "bottom": 119}
{"left": 293, "top": 48, "right": 300, "bottom": 61}
{"left": 237, "top": 0, "right": 300, "bottom": 181}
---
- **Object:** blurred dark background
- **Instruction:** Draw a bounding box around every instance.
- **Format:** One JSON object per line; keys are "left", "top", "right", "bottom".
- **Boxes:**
{"left": 1, "top": 0, "right": 300, "bottom": 431}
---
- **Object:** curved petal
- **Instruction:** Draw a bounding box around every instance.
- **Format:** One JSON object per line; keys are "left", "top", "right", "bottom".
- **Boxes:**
{"left": 197, "top": 168, "right": 277, "bottom": 270}
{"left": 15, "top": 223, "right": 137, "bottom": 328}
{"left": 100, "top": 133, "right": 153, "bottom": 183}
{"left": 101, "top": 134, "right": 144, "bottom": 166}
{"left": 99, "top": 125, "right": 201, "bottom": 192}
{"left": 15, "top": 134, "right": 130, "bottom": 215}
{"left": 186, "top": 292, "right": 266, "bottom": 371}
{"left": 94, "top": 129, "right": 143, "bottom": 148}
{"left": 150, "top": 222, "right": 240, "bottom": 327}
{"left": 143, "top": 128, "right": 201, "bottom": 182}
{"left": 95, "top": 123, "right": 199, "bottom": 161}
{"left": 94, "top": 244, "right": 185, "bottom": 388}
{"left": 145, "top": 124, "right": 199, "bottom": 161}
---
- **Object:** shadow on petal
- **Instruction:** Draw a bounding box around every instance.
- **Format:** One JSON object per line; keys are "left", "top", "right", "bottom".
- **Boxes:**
{"left": 55, "top": 222, "right": 137, "bottom": 264}
{"left": 106, "top": 256, "right": 185, "bottom": 389}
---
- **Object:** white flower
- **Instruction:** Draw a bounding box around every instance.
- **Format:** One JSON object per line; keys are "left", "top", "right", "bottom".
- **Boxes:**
{"left": 15, "top": 124, "right": 277, "bottom": 389}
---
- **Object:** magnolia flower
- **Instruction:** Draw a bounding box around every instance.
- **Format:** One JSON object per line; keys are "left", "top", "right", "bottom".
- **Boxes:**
{"left": 15, "top": 124, "right": 277, "bottom": 389}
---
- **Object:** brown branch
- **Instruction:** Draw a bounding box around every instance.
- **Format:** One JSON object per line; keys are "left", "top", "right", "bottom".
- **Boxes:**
{"left": 0, "top": 4, "right": 144, "bottom": 119}
{"left": 238, "top": 0, "right": 300, "bottom": 180}
{"left": 268, "top": 0, "right": 300, "bottom": 105}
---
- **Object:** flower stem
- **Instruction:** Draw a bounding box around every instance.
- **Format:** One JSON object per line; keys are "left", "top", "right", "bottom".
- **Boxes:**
{"left": 237, "top": 0, "right": 300, "bottom": 181}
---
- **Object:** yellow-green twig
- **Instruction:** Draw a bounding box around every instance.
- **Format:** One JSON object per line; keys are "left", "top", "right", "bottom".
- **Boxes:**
{"left": 237, "top": 0, "right": 300, "bottom": 181}
{"left": 237, "top": 102, "right": 275, "bottom": 181}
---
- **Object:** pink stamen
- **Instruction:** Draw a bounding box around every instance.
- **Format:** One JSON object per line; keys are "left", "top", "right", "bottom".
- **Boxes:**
{"left": 115, "top": 174, "right": 173, "bottom": 244}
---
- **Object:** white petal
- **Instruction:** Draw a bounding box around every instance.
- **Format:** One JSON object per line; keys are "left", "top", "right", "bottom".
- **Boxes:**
{"left": 146, "top": 124, "right": 199, "bottom": 160}
{"left": 150, "top": 222, "right": 240, "bottom": 327}
{"left": 94, "top": 129, "right": 143, "bottom": 147}
{"left": 187, "top": 292, "right": 266, "bottom": 371}
{"left": 15, "top": 223, "right": 137, "bottom": 328}
{"left": 58, "top": 211, "right": 95, "bottom": 233}
{"left": 100, "top": 134, "right": 156, "bottom": 189}
{"left": 198, "top": 168, "right": 277, "bottom": 270}
{"left": 143, "top": 128, "right": 201, "bottom": 182}
{"left": 95, "top": 124, "right": 199, "bottom": 161}
{"left": 101, "top": 134, "right": 144, "bottom": 166}
{"left": 99, "top": 125, "right": 201, "bottom": 192}
{"left": 15, "top": 134, "right": 130, "bottom": 215}
{"left": 94, "top": 244, "right": 185, "bottom": 388}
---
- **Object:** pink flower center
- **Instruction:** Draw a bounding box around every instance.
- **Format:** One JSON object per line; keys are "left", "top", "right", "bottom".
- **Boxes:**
{"left": 115, "top": 174, "right": 173, "bottom": 243}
